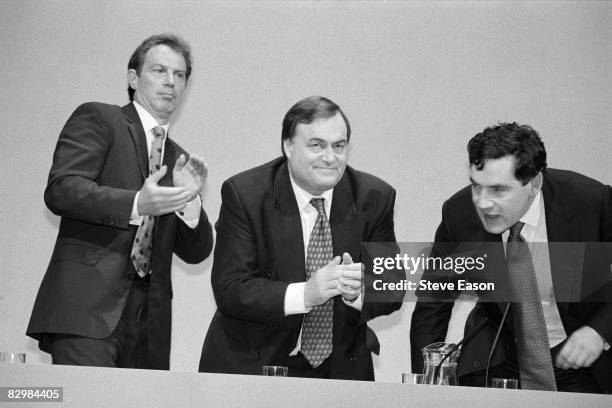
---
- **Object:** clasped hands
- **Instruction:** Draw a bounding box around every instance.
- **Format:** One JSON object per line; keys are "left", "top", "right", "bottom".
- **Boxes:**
{"left": 137, "top": 154, "right": 207, "bottom": 216}
{"left": 304, "top": 252, "right": 363, "bottom": 308}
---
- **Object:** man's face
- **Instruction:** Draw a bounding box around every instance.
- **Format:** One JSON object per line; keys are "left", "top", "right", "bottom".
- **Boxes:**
{"left": 284, "top": 112, "right": 348, "bottom": 196}
{"left": 470, "top": 155, "right": 541, "bottom": 235}
{"left": 128, "top": 44, "right": 187, "bottom": 124}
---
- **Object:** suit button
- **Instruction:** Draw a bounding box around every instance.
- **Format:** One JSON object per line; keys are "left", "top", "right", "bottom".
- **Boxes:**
{"left": 473, "top": 361, "right": 480, "bottom": 369}
{"left": 349, "top": 355, "right": 357, "bottom": 363}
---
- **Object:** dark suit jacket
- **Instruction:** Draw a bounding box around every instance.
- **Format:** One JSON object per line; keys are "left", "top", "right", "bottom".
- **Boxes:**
{"left": 410, "top": 168, "right": 612, "bottom": 392}
{"left": 27, "top": 102, "right": 213, "bottom": 369}
{"left": 199, "top": 158, "right": 402, "bottom": 380}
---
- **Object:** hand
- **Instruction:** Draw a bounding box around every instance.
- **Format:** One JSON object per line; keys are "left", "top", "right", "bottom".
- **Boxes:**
{"left": 338, "top": 252, "right": 363, "bottom": 302}
{"left": 173, "top": 154, "right": 208, "bottom": 201}
{"left": 304, "top": 256, "right": 342, "bottom": 308}
{"left": 554, "top": 326, "right": 605, "bottom": 369}
{"left": 137, "top": 165, "right": 191, "bottom": 216}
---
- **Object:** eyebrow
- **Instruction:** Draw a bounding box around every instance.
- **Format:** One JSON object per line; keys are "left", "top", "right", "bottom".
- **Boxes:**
{"left": 150, "top": 64, "right": 186, "bottom": 73}
{"left": 316, "top": 138, "right": 346, "bottom": 144}
{"left": 469, "top": 177, "right": 508, "bottom": 189}
{"left": 308, "top": 137, "right": 347, "bottom": 143}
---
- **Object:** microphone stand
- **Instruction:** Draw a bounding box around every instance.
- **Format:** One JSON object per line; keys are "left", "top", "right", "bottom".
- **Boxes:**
{"left": 484, "top": 302, "right": 511, "bottom": 388}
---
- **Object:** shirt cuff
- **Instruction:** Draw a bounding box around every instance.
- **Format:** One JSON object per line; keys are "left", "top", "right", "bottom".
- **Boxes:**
{"left": 284, "top": 282, "right": 311, "bottom": 316}
{"left": 342, "top": 293, "right": 363, "bottom": 311}
{"left": 602, "top": 336, "right": 610, "bottom": 351}
{"left": 129, "top": 191, "right": 143, "bottom": 226}
{"left": 176, "top": 196, "right": 201, "bottom": 228}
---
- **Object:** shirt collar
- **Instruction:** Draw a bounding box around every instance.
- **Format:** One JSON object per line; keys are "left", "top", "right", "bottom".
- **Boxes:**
{"left": 133, "top": 101, "right": 170, "bottom": 135}
{"left": 519, "top": 189, "right": 543, "bottom": 229}
{"left": 288, "top": 173, "right": 333, "bottom": 214}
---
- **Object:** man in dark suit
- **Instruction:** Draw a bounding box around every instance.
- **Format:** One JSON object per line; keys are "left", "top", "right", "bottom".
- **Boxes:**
{"left": 411, "top": 123, "right": 611, "bottom": 393}
{"left": 199, "top": 96, "right": 402, "bottom": 380}
{"left": 27, "top": 34, "right": 213, "bottom": 369}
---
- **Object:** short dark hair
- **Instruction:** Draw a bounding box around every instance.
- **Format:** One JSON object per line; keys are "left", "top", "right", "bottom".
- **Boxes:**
{"left": 127, "top": 33, "right": 192, "bottom": 101}
{"left": 281, "top": 96, "right": 351, "bottom": 156}
{"left": 468, "top": 122, "right": 547, "bottom": 185}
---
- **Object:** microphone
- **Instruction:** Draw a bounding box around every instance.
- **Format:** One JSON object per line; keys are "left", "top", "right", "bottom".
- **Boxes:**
{"left": 484, "top": 302, "right": 511, "bottom": 388}
{"left": 434, "top": 316, "right": 489, "bottom": 384}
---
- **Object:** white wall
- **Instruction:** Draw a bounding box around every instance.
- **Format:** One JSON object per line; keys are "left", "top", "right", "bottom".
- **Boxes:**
{"left": 1, "top": 1, "right": 610, "bottom": 383}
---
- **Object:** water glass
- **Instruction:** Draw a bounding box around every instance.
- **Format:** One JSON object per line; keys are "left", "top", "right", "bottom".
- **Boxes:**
{"left": 490, "top": 378, "right": 519, "bottom": 389}
{"left": 402, "top": 373, "right": 425, "bottom": 384}
{"left": 262, "top": 365, "right": 288, "bottom": 376}
{"left": 0, "top": 352, "right": 26, "bottom": 364}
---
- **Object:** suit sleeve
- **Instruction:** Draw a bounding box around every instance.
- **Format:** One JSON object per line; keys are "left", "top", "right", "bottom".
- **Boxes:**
{"left": 44, "top": 103, "right": 136, "bottom": 229}
{"left": 173, "top": 207, "right": 214, "bottom": 264}
{"left": 359, "top": 187, "right": 405, "bottom": 322}
{"left": 585, "top": 183, "right": 612, "bottom": 342}
{"left": 210, "top": 180, "right": 289, "bottom": 325}
{"left": 410, "top": 199, "right": 458, "bottom": 373}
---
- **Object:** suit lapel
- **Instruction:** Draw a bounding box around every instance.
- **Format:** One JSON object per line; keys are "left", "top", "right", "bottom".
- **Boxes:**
{"left": 266, "top": 162, "right": 306, "bottom": 283}
{"left": 467, "top": 228, "right": 513, "bottom": 319}
{"left": 543, "top": 173, "right": 577, "bottom": 242}
{"left": 542, "top": 174, "right": 582, "bottom": 315}
{"left": 327, "top": 172, "right": 362, "bottom": 343}
{"left": 122, "top": 104, "right": 148, "bottom": 180}
{"left": 329, "top": 173, "right": 361, "bottom": 257}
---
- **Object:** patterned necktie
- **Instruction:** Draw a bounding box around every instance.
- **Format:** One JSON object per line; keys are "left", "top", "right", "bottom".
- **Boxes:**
{"left": 301, "top": 198, "right": 334, "bottom": 368}
{"left": 507, "top": 222, "right": 557, "bottom": 391}
{"left": 131, "top": 126, "right": 165, "bottom": 278}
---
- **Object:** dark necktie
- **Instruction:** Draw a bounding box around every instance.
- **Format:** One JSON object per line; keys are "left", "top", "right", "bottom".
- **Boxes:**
{"left": 507, "top": 222, "right": 557, "bottom": 390}
{"left": 301, "top": 198, "right": 334, "bottom": 368}
{"left": 131, "top": 126, "right": 165, "bottom": 278}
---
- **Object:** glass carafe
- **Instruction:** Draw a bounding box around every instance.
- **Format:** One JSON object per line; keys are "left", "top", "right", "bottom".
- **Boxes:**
{"left": 422, "top": 342, "right": 460, "bottom": 385}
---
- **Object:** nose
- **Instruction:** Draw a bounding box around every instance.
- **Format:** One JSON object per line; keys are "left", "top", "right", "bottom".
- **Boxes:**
{"left": 321, "top": 146, "right": 335, "bottom": 163}
{"left": 164, "top": 70, "right": 175, "bottom": 86}
{"left": 473, "top": 189, "right": 493, "bottom": 210}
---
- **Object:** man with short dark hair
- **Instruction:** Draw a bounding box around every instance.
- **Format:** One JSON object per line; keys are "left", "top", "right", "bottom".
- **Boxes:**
{"left": 27, "top": 34, "right": 213, "bottom": 369}
{"left": 199, "top": 96, "right": 402, "bottom": 380}
{"left": 410, "top": 123, "right": 612, "bottom": 393}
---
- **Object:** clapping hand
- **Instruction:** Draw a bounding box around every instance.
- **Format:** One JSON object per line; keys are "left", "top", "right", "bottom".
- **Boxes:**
{"left": 173, "top": 154, "right": 208, "bottom": 201}
{"left": 137, "top": 165, "right": 191, "bottom": 216}
{"left": 338, "top": 252, "right": 363, "bottom": 302}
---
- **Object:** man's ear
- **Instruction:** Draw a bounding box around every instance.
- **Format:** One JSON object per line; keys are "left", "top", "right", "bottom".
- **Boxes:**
{"left": 529, "top": 172, "right": 543, "bottom": 196}
{"left": 283, "top": 138, "right": 292, "bottom": 159}
{"left": 127, "top": 69, "right": 138, "bottom": 92}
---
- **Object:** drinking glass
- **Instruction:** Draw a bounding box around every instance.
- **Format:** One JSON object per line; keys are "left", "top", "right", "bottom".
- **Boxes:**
{"left": 490, "top": 378, "right": 519, "bottom": 389}
{"left": 402, "top": 373, "right": 425, "bottom": 384}
{"left": 0, "top": 352, "right": 26, "bottom": 364}
{"left": 262, "top": 365, "right": 288, "bottom": 376}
